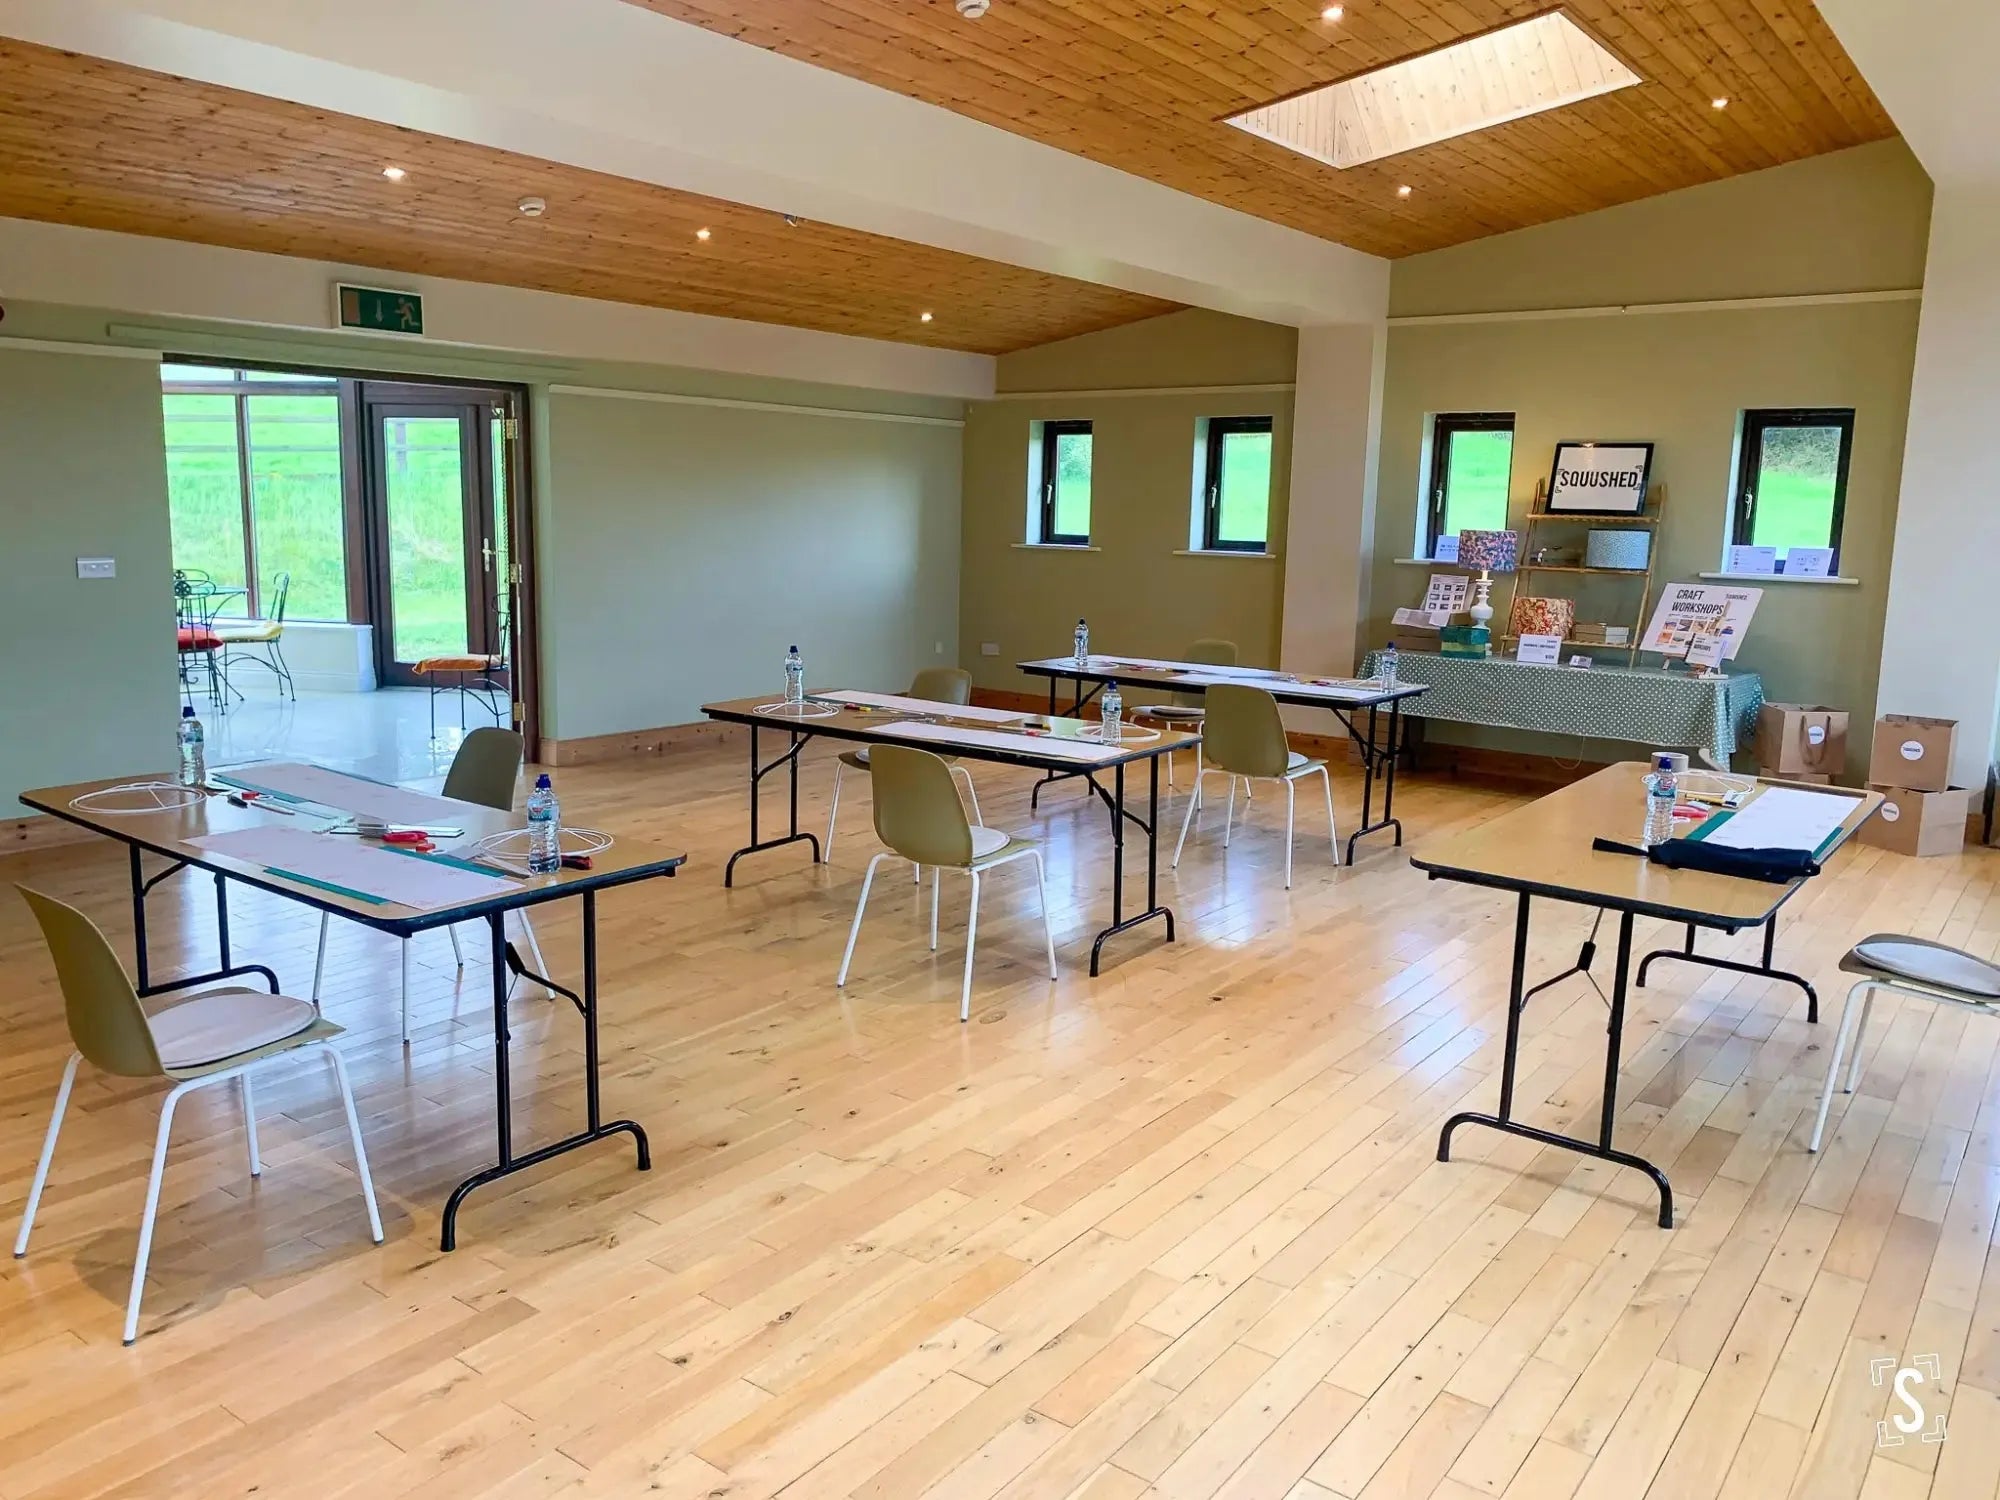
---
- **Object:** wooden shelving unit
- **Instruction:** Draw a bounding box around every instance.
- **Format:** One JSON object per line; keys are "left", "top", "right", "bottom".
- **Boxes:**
{"left": 1502, "top": 481, "right": 1666, "bottom": 665}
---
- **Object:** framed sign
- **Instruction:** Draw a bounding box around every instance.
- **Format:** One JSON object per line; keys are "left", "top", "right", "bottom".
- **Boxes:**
{"left": 1641, "top": 583, "right": 1762, "bottom": 660}
{"left": 1546, "top": 441, "right": 1655, "bottom": 515}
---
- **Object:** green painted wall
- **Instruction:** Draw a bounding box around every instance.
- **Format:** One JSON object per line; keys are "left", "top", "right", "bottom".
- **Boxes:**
{"left": 0, "top": 346, "right": 176, "bottom": 811}
{"left": 961, "top": 310, "right": 1298, "bottom": 692}
{"left": 1374, "top": 142, "right": 1934, "bottom": 776}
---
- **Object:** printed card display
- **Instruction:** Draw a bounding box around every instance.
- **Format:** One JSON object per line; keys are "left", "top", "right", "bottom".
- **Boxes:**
{"left": 1432, "top": 534, "right": 1460, "bottom": 563}
{"left": 1545, "top": 441, "right": 1655, "bottom": 514}
{"left": 1725, "top": 544, "right": 1778, "bottom": 575}
{"left": 1515, "top": 633, "right": 1563, "bottom": 665}
{"left": 1685, "top": 621, "right": 1729, "bottom": 671}
{"left": 1642, "top": 583, "right": 1763, "bottom": 660}
{"left": 1784, "top": 546, "right": 1836, "bottom": 577}
{"left": 1422, "top": 573, "right": 1470, "bottom": 616}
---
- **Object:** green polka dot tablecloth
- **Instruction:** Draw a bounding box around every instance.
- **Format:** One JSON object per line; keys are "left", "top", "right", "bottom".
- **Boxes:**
{"left": 1361, "top": 651, "right": 1763, "bottom": 766}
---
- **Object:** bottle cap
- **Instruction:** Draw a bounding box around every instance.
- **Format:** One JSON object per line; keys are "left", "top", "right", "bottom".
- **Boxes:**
{"left": 789, "top": 644, "right": 798, "bottom": 652}
{"left": 182, "top": 705, "right": 195, "bottom": 718}
{"left": 535, "top": 772, "right": 552, "bottom": 788}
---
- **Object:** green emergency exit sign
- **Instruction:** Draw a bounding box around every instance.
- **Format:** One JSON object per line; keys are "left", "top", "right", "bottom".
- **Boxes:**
{"left": 335, "top": 283, "right": 425, "bottom": 336}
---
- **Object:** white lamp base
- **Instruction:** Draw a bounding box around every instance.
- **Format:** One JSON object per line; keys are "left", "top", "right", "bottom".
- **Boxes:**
{"left": 1469, "top": 570, "right": 1496, "bottom": 631}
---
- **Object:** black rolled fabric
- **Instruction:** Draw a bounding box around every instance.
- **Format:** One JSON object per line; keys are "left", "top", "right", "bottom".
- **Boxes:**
{"left": 1647, "top": 839, "right": 1819, "bottom": 884}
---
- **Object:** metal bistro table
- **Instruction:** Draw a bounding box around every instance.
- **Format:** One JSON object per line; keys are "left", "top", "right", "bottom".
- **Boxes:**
{"left": 1016, "top": 655, "right": 1428, "bottom": 862}
{"left": 20, "top": 773, "right": 686, "bottom": 1250}
{"left": 701, "top": 691, "right": 1199, "bottom": 974}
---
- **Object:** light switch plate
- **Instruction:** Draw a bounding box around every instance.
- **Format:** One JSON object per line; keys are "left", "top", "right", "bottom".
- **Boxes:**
{"left": 981, "top": 642, "right": 1000, "bottom": 656}
{"left": 76, "top": 557, "right": 116, "bottom": 579}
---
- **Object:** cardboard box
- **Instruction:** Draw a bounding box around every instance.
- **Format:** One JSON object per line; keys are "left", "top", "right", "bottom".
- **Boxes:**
{"left": 1870, "top": 714, "right": 1958, "bottom": 792}
{"left": 1859, "top": 783, "right": 1973, "bottom": 857}
{"left": 1756, "top": 704, "right": 1848, "bottom": 777}
{"left": 1787, "top": 772, "right": 1833, "bottom": 785}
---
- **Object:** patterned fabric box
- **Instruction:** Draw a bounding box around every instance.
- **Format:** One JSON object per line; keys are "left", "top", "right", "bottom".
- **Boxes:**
{"left": 1585, "top": 529, "right": 1652, "bottom": 570}
{"left": 1509, "top": 595, "right": 1576, "bottom": 639}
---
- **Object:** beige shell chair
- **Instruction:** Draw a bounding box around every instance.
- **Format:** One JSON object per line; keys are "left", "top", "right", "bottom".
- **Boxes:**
{"left": 823, "top": 667, "right": 982, "bottom": 872}
{"left": 310, "top": 727, "right": 549, "bottom": 1042}
{"left": 13, "top": 887, "right": 382, "bottom": 1345}
{"left": 836, "top": 745, "right": 1057, "bottom": 1021}
{"left": 1172, "top": 683, "right": 1338, "bottom": 888}
{"left": 1131, "top": 638, "right": 1238, "bottom": 791}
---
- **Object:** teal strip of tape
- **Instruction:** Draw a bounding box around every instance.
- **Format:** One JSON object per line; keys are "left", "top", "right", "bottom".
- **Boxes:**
{"left": 263, "top": 866, "right": 391, "bottom": 905}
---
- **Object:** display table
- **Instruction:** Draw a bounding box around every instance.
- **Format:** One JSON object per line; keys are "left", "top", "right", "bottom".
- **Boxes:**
{"left": 1361, "top": 651, "right": 1762, "bottom": 767}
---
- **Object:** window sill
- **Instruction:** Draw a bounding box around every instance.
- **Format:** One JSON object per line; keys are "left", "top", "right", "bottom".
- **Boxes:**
{"left": 1393, "top": 557, "right": 1462, "bottom": 567}
{"left": 1698, "top": 571, "right": 1860, "bottom": 586}
{"left": 1175, "top": 549, "right": 1277, "bottom": 560}
{"left": 1013, "top": 542, "right": 1101, "bottom": 552}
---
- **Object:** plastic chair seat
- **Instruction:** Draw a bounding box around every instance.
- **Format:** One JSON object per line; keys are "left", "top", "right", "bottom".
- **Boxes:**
{"left": 1840, "top": 935, "right": 2000, "bottom": 1000}
{"left": 1136, "top": 704, "right": 1206, "bottom": 721}
{"left": 149, "top": 989, "right": 320, "bottom": 1070}
{"left": 1285, "top": 750, "right": 1322, "bottom": 774}
{"left": 969, "top": 826, "right": 1010, "bottom": 861}
{"left": 839, "top": 747, "right": 872, "bottom": 770}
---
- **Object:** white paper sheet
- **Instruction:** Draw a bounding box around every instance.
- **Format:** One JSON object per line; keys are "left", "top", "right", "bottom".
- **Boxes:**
{"left": 815, "top": 691, "right": 1026, "bottom": 723}
{"left": 216, "top": 762, "right": 473, "bottom": 826}
{"left": 190, "top": 826, "right": 521, "bottom": 908}
{"left": 1697, "top": 786, "right": 1856, "bottom": 854}
{"left": 871, "top": 720, "right": 1129, "bottom": 763}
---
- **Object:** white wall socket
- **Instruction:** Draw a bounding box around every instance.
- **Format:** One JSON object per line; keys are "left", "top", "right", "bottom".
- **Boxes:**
{"left": 76, "top": 557, "right": 116, "bottom": 579}
{"left": 981, "top": 642, "right": 1000, "bottom": 656}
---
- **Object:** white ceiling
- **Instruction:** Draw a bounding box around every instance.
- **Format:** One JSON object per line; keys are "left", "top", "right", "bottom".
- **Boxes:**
{"left": 0, "top": 0, "right": 1390, "bottom": 328}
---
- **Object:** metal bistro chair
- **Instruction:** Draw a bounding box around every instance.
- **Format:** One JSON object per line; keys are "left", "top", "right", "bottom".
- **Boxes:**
{"left": 836, "top": 745, "right": 1056, "bottom": 1021}
{"left": 1130, "top": 637, "right": 1238, "bottom": 793}
{"left": 1810, "top": 935, "right": 2000, "bottom": 1152}
{"left": 1172, "top": 683, "right": 1338, "bottom": 888}
{"left": 310, "top": 728, "right": 551, "bottom": 1042}
{"left": 216, "top": 570, "right": 296, "bottom": 701}
{"left": 13, "top": 888, "right": 382, "bottom": 1345}
{"left": 824, "top": 667, "right": 983, "bottom": 870}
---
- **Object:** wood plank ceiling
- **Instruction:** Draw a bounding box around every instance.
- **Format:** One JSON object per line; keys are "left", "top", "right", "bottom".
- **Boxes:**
{"left": 630, "top": 0, "right": 1898, "bottom": 258}
{"left": 0, "top": 39, "right": 1179, "bottom": 355}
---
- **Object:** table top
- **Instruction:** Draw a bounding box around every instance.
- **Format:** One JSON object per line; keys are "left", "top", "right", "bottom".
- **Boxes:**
{"left": 20, "top": 773, "right": 687, "bottom": 934}
{"left": 1409, "top": 763, "right": 1880, "bottom": 929}
{"left": 1017, "top": 655, "right": 1429, "bottom": 708}
{"left": 701, "top": 691, "right": 1199, "bottom": 770}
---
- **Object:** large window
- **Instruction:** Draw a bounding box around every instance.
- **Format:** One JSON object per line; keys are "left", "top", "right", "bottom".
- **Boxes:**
{"left": 1200, "top": 416, "right": 1274, "bottom": 552}
{"left": 1732, "top": 408, "right": 1854, "bottom": 569}
{"left": 1036, "top": 420, "right": 1094, "bottom": 545}
{"left": 163, "top": 363, "right": 349, "bottom": 620}
{"left": 1425, "top": 412, "right": 1514, "bottom": 556}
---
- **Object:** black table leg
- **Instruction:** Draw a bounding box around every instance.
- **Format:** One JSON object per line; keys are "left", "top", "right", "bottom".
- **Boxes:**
{"left": 128, "top": 846, "right": 279, "bottom": 999}
{"left": 1438, "top": 898, "right": 1674, "bottom": 1228}
{"left": 440, "top": 891, "right": 651, "bottom": 1251}
{"left": 723, "top": 723, "right": 821, "bottom": 886}
{"left": 1030, "top": 673, "right": 1105, "bottom": 810}
{"left": 1087, "top": 751, "right": 1176, "bottom": 974}
{"left": 1635, "top": 915, "right": 1817, "bottom": 1023}
{"left": 1343, "top": 698, "right": 1406, "bottom": 862}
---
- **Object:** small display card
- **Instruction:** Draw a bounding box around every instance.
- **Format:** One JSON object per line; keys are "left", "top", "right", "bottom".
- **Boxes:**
{"left": 1784, "top": 546, "right": 1836, "bottom": 577}
{"left": 1422, "top": 573, "right": 1470, "bottom": 616}
{"left": 1432, "top": 534, "right": 1460, "bottom": 563}
{"left": 1516, "top": 633, "right": 1563, "bottom": 665}
{"left": 1685, "top": 621, "right": 1729, "bottom": 671}
{"left": 1725, "top": 544, "right": 1777, "bottom": 575}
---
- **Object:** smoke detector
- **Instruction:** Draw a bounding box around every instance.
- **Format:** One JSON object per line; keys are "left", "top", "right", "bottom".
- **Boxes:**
{"left": 956, "top": 0, "right": 989, "bottom": 16}
{"left": 516, "top": 196, "right": 547, "bottom": 218}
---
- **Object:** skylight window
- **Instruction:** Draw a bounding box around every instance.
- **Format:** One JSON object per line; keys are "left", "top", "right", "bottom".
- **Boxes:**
{"left": 1227, "top": 12, "right": 1641, "bottom": 170}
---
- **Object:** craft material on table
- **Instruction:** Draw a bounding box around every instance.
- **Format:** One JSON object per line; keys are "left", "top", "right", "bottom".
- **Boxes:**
{"left": 1689, "top": 784, "right": 1858, "bottom": 855}
{"left": 872, "top": 719, "right": 1128, "bottom": 763}
{"left": 190, "top": 825, "right": 522, "bottom": 909}
{"left": 215, "top": 762, "right": 469, "bottom": 827}
{"left": 814, "top": 690, "right": 1026, "bottom": 723}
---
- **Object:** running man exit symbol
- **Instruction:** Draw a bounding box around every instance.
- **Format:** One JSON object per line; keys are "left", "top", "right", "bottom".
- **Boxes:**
{"left": 1872, "top": 1353, "right": 1947, "bottom": 1447}
{"left": 335, "top": 283, "right": 425, "bottom": 337}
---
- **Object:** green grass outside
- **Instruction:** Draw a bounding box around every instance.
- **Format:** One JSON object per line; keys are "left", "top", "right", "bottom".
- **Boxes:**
{"left": 1215, "top": 430, "right": 1272, "bottom": 546}
{"left": 1441, "top": 429, "right": 1512, "bottom": 541}
{"left": 1748, "top": 470, "right": 1839, "bottom": 558}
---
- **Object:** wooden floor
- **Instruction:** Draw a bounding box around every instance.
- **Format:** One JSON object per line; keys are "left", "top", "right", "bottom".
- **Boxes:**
{"left": 3, "top": 740, "right": 1999, "bottom": 1500}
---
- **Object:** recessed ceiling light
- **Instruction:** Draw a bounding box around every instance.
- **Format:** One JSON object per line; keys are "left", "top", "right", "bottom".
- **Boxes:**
{"left": 381, "top": 166, "right": 407, "bottom": 182}
{"left": 695, "top": 227, "right": 712, "bottom": 241}
{"left": 1321, "top": 5, "right": 1344, "bottom": 19}
{"left": 516, "top": 196, "right": 547, "bottom": 219}
{"left": 1396, "top": 184, "right": 1412, "bottom": 197}
{"left": 1711, "top": 96, "right": 1729, "bottom": 109}
{"left": 920, "top": 311, "right": 934, "bottom": 323}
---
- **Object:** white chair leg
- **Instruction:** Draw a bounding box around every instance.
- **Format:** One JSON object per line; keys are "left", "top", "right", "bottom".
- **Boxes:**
{"left": 241, "top": 1073, "right": 261, "bottom": 1179}
{"left": 14, "top": 1052, "right": 80, "bottom": 1257}
{"left": 1844, "top": 987, "right": 1877, "bottom": 1093}
{"left": 1810, "top": 981, "right": 1871, "bottom": 1152}
{"left": 961, "top": 869, "right": 983, "bottom": 1023}
{"left": 325, "top": 1048, "right": 384, "bottom": 1243}
{"left": 311, "top": 912, "right": 330, "bottom": 1004}
{"left": 1284, "top": 779, "right": 1297, "bottom": 889}
{"left": 1192, "top": 745, "right": 1203, "bottom": 807}
{"left": 515, "top": 912, "right": 552, "bottom": 998}
{"left": 448, "top": 924, "right": 464, "bottom": 970}
{"left": 824, "top": 761, "right": 844, "bottom": 864}
{"left": 1318, "top": 765, "right": 1339, "bottom": 866}
{"left": 838, "top": 853, "right": 888, "bottom": 986}
{"left": 400, "top": 941, "right": 411, "bottom": 1046}
{"left": 1224, "top": 775, "right": 1238, "bottom": 847}
{"left": 931, "top": 867, "right": 942, "bottom": 951}
{"left": 125, "top": 1083, "right": 189, "bottom": 1345}
{"left": 952, "top": 765, "right": 983, "bottom": 827}
{"left": 1031, "top": 851, "right": 1058, "bottom": 980}
{"left": 1173, "top": 768, "right": 1208, "bottom": 867}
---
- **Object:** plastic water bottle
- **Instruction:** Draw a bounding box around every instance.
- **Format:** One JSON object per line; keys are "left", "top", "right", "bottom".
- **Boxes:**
{"left": 1379, "top": 643, "right": 1399, "bottom": 687}
{"left": 1073, "top": 618, "right": 1089, "bottom": 666}
{"left": 1643, "top": 754, "right": 1678, "bottom": 846}
{"left": 784, "top": 644, "right": 804, "bottom": 707}
{"left": 176, "top": 706, "right": 206, "bottom": 787}
{"left": 526, "top": 772, "right": 561, "bottom": 874}
{"left": 1100, "top": 681, "right": 1122, "bottom": 743}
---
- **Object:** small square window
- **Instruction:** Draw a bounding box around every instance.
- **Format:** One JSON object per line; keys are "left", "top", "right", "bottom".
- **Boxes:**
{"left": 1426, "top": 413, "right": 1514, "bottom": 556}
{"left": 1036, "top": 420, "right": 1092, "bottom": 545}
{"left": 1732, "top": 408, "right": 1854, "bottom": 569}
{"left": 1200, "top": 416, "right": 1273, "bottom": 552}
